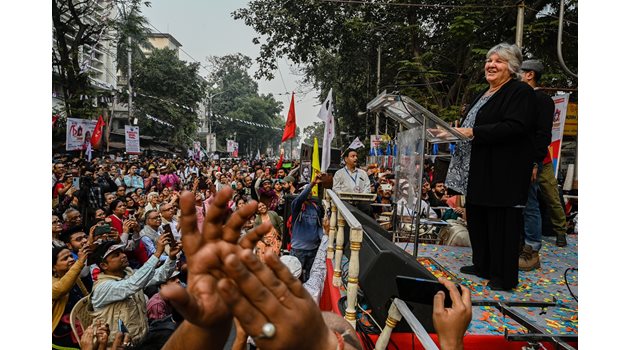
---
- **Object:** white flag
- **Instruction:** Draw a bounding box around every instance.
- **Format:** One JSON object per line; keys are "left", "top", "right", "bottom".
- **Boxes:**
{"left": 348, "top": 137, "right": 365, "bottom": 150}
{"left": 318, "top": 88, "right": 334, "bottom": 172}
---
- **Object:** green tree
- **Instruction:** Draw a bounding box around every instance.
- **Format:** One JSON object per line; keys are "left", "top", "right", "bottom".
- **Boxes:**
{"left": 52, "top": 0, "right": 114, "bottom": 118}
{"left": 233, "top": 0, "right": 577, "bottom": 139}
{"left": 303, "top": 122, "right": 325, "bottom": 145}
{"left": 111, "top": 0, "right": 152, "bottom": 76}
{"left": 133, "top": 48, "right": 206, "bottom": 147}
{"left": 206, "top": 54, "right": 285, "bottom": 156}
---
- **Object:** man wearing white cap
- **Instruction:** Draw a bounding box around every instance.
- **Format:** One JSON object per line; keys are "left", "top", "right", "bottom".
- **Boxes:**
{"left": 90, "top": 236, "right": 180, "bottom": 346}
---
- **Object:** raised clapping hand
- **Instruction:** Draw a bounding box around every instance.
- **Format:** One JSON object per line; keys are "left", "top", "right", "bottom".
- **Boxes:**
{"left": 433, "top": 277, "right": 472, "bottom": 350}
{"left": 160, "top": 187, "right": 271, "bottom": 348}
{"left": 215, "top": 248, "right": 338, "bottom": 350}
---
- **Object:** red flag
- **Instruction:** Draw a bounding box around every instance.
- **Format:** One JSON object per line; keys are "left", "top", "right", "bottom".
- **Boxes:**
{"left": 52, "top": 114, "right": 59, "bottom": 127}
{"left": 91, "top": 115, "right": 106, "bottom": 149}
{"left": 281, "top": 93, "right": 296, "bottom": 142}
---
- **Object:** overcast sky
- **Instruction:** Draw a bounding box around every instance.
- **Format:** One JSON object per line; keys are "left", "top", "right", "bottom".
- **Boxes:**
{"left": 142, "top": 0, "right": 322, "bottom": 134}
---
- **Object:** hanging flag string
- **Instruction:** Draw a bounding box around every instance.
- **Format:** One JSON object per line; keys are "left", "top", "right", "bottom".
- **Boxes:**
{"left": 146, "top": 114, "right": 175, "bottom": 128}
{"left": 52, "top": 89, "right": 283, "bottom": 131}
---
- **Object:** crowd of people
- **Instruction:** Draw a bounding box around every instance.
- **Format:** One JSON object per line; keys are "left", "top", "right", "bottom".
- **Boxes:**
{"left": 52, "top": 42, "right": 571, "bottom": 350}
{"left": 52, "top": 149, "right": 475, "bottom": 349}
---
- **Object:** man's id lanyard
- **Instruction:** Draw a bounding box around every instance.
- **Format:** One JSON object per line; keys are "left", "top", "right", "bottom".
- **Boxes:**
{"left": 345, "top": 168, "right": 360, "bottom": 192}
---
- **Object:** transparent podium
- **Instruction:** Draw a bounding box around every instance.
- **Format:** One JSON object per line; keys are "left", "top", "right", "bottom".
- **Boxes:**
{"left": 366, "top": 92, "right": 471, "bottom": 257}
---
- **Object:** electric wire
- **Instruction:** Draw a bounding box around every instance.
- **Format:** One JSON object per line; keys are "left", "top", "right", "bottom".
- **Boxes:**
{"left": 564, "top": 267, "right": 578, "bottom": 302}
{"left": 144, "top": 20, "right": 213, "bottom": 77}
{"left": 320, "top": 0, "right": 513, "bottom": 9}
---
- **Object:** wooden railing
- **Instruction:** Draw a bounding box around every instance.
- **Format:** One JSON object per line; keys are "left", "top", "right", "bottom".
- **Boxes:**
{"left": 325, "top": 189, "right": 363, "bottom": 328}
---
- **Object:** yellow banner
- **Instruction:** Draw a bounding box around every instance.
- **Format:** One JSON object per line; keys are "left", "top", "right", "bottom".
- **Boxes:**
{"left": 311, "top": 137, "right": 320, "bottom": 196}
{"left": 564, "top": 102, "right": 578, "bottom": 136}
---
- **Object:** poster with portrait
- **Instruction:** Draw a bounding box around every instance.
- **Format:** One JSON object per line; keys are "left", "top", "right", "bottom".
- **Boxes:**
{"left": 227, "top": 140, "right": 239, "bottom": 158}
{"left": 125, "top": 125, "right": 141, "bottom": 154}
{"left": 300, "top": 161, "right": 312, "bottom": 183}
{"left": 66, "top": 118, "right": 97, "bottom": 151}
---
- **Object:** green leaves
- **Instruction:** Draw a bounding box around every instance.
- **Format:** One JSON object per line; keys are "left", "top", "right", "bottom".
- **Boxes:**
{"left": 133, "top": 48, "right": 206, "bottom": 148}
{"left": 234, "top": 0, "right": 577, "bottom": 139}
{"left": 205, "top": 54, "right": 284, "bottom": 155}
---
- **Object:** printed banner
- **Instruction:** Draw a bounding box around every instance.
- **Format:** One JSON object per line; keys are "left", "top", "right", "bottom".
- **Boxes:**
{"left": 563, "top": 102, "right": 578, "bottom": 136}
{"left": 125, "top": 125, "right": 141, "bottom": 154}
{"left": 551, "top": 94, "right": 570, "bottom": 177}
{"left": 370, "top": 134, "right": 384, "bottom": 149}
{"left": 66, "top": 118, "right": 98, "bottom": 151}
{"left": 227, "top": 140, "right": 239, "bottom": 158}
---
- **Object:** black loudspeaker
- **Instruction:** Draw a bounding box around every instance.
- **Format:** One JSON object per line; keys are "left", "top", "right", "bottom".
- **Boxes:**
{"left": 341, "top": 203, "right": 438, "bottom": 333}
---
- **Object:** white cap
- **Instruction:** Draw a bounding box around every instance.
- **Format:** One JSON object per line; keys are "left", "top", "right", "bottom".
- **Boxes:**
{"left": 280, "top": 255, "right": 302, "bottom": 278}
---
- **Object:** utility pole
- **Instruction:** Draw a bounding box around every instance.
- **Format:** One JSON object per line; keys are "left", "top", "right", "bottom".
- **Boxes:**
{"left": 375, "top": 45, "right": 381, "bottom": 137}
{"left": 127, "top": 36, "right": 133, "bottom": 126}
{"left": 515, "top": 1, "right": 525, "bottom": 48}
{"left": 207, "top": 91, "right": 226, "bottom": 154}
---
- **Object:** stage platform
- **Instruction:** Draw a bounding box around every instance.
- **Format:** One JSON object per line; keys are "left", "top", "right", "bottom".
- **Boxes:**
{"left": 321, "top": 234, "right": 578, "bottom": 349}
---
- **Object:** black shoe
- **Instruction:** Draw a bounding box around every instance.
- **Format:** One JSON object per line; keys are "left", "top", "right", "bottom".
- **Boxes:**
{"left": 460, "top": 265, "right": 478, "bottom": 276}
{"left": 556, "top": 234, "right": 568, "bottom": 247}
{"left": 488, "top": 280, "right": 513, "bottom": 291}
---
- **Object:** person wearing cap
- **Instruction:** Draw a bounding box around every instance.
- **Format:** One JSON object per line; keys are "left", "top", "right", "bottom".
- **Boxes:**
{"left": 519, "top": 59, "right": 568, "bottom": 271}
{"left": 90, "top": 236, "right": 180, "bottom": 346}
{"left": 282, "top": 175, "right": 297, "bottom": 195}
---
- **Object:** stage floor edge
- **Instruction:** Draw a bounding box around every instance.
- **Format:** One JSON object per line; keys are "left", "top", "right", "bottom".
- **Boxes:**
{"left": 320, "top": 237, "right": 579, "bottom": 349}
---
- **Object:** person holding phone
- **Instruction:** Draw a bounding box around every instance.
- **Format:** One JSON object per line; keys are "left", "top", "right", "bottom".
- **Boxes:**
{"left": 123, "top": 164, "right": 144, "bottom": 194}
{"left": 433, "top": 278, "right": 472, "bottom": 350}
{"left": 159, "top": 203, "right": 181, "bottom": 241}
{"left": 90, "top": 235, "right": 181, "bottom": 346}
{"left": 52, "top": 245, "right": 91, "bottom": 348}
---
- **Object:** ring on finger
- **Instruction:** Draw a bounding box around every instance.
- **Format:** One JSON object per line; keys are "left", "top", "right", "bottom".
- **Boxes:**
{"left": 253, "top": 322, "right": 276, "bottom": 340}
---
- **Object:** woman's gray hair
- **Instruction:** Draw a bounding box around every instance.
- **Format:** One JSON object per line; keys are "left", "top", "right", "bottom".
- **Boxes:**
{"left": 487, "top": 43, "right": 523, "bottom": 78}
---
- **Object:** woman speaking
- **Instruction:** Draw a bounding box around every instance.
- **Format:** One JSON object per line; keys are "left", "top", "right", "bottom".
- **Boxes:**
{"left": 446, "top": 43, "right": 536, "bottom": 290}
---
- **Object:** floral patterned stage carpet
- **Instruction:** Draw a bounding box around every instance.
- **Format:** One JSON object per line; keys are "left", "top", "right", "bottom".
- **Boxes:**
{"left": 396, "top": 234, "right": 578, "bottom": 337}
